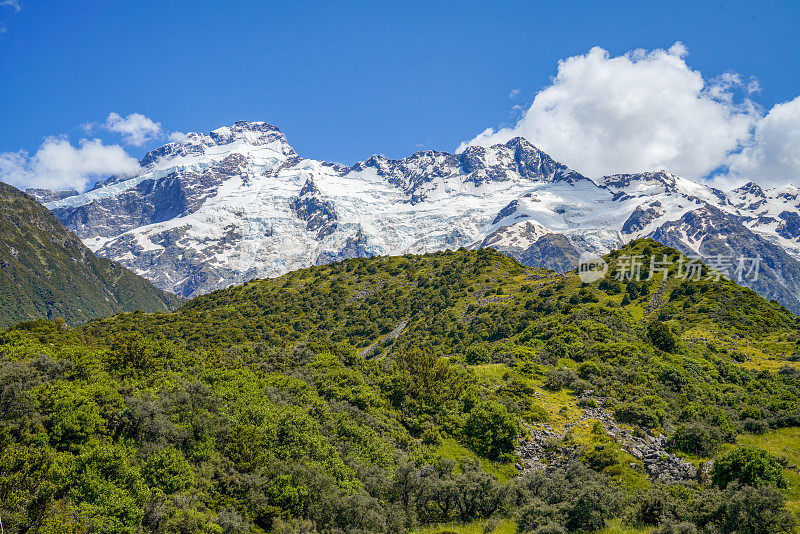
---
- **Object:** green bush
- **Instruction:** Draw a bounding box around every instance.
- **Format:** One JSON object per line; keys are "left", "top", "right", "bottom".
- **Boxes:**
{"left": 543, "top": 367, "right": 578, "bottom": 391}
{"left": 712, "top": 446, "right": 787, "bottom": 490}
{"left": 648, "top": 321, "right": 678, "bottom": 353}
{"left": 142, "top": 446, "right": 195, "bottom": 494}
{"left": 669, "top": 422, "right": 721, "bottom": 457}
{"left": 581, "top": 443, "right": 619, "bottom": 471}
{"left": 614, "top": 401, "right": 661, "bottom": 428}
{"left": 721, "top": 485, "right": 796, "bottom": 534}
{"left": 577, "top": 360, "right": 601, "bottom": 379}
{"left": 463, "top": 400, "right": 520, "bottom": 460}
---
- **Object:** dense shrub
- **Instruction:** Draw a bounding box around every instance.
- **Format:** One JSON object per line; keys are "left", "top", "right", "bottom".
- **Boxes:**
{"left": 614, "top": 401, "right": 661, "bottom": 428}
{"left": 581, "top": 443, "right": 619, "bottom": 471}
{"left": 669, "top": 422, "right": 721, "bottom": 457}
{"left": 463, "top": 400, "right": 520, "bottom": 460}
{"left": 712, "top": 447, "right": 787, "bottom": 489}
{"left": 648, "top": 320, "right": 678, "bottom": 353}
{"left": 3, "top": 242, "right": 800, "bottom": 532}
{"left": 721, "top": 485, "right": 796, "bottom": 534}
{"left": 543, "top": 367, "right": 578, "bottom": 391}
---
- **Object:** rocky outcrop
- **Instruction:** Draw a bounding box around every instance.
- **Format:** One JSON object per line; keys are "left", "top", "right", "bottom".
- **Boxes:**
{"left": 517, "top": 396, "right": 699, "bottom": 483}
{"left": 622, "top": 201, "right": 665, "bottom": 234}
{"left": 289, "top": 178, "right": 338, "bottom": 239}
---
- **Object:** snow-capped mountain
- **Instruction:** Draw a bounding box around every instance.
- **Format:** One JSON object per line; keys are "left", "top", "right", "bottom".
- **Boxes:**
{"left": 40, "top": 121, "right": 800, "bottom": 312}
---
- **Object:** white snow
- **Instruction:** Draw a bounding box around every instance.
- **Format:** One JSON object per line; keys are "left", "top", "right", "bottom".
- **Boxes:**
{"left": 45, "top": 122, "right": 800, "bottom": 297}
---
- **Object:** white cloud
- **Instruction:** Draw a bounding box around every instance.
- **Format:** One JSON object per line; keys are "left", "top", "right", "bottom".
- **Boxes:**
{"left": 0, "top": 136, "right": 141, "bottom": 192}
{"left": 509, "top": 88, "right": 521, "bottom": 99}
{"left": 458, "top": 43, "right": 760, "bottom": 182}
{"left": 723, "top": 96, "right": 800, "bottom": 188}
{"left": 0, "top": 0, "right": 21, "bottom": 12}
{"left": 747, "top": 78, "right": 762, "bottom": 94}
{"left": 104, "top": 112, "right": 163, "bottom": 146}
{"left": 167, "top": 131, "right": 189, "bottom": 143}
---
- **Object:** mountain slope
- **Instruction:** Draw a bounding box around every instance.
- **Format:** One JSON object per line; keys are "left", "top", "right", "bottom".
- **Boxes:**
{"left": 4, "top": 242, "right": 799, "bottom": 533}
{"left": 42, "top": 121, "right": 800, "bottom": 312}
{"left": 0, "top": 182, "right": 182, "bottom": 327}
{"left": 85, "top": 240, "right": 799, "bottom": 360}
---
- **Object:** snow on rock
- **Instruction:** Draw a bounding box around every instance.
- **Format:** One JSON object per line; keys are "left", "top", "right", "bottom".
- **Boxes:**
{"left": 41, "top": 121, "right": 800, "bottom": 311}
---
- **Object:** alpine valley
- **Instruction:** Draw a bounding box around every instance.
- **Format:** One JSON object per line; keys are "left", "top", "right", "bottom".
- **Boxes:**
{"left": 36, "top": 121, "right": 800, "bottom": 311}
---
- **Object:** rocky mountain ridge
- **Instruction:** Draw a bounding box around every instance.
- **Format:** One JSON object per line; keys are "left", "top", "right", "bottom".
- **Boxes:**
{"left": 38, "top": 121, "right": 800, "bottom": 311}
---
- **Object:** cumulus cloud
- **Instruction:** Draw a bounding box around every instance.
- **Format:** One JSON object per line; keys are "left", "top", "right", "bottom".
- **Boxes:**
{"left": 167, "top": 131, "right": 189, "bottom": 143}
{"left": 509, "top": 88, "right": 522, "bottom": 99}
{"left": 722, "top": 96, "right": 800, "bottom": 188}
{"left": 458, "top": 43, "right": 761, "bottom": 182}
{"left": 0, "top": 136, "right": 141, "bottom": 192}
{"left": 104, "top": 112, "right": 163, "bottom": 146}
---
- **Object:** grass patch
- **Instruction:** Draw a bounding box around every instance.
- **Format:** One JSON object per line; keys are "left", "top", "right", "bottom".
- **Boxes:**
{"left": 413, "top": 519, "right": 516, "bottom": 534}
{"left": 598, "top": 519, "right": 652, "bottom": 534}
{"left": 434, "top": 438, "right": 517, "bottom": 483}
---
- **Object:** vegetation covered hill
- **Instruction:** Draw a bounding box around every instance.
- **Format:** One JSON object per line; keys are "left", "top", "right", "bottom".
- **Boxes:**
{"left": 2, "top": 241, "right": 800, "bottom": 533}
{"left": 0, "top": 182, "right": 181, "bottom": 327}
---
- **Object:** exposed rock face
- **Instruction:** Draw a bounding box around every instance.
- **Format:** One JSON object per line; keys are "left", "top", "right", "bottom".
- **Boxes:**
{"left": 515, "top": 234, "right": 582, "bottom": 273}
{"left": 50, "top": 153, "right": 249, "bottom": 239}
{"left": 517, "top": 396, "right": 699, "bottom": 483}
{"left": 350, "top": 137, "right": 587, "bottom": 203}
{"left": 622, "top": 202, "right": 665, "bottom": 234}
{"left": 39, "top": 120, "right": 800, "bottom": 308}
{"left": 580, "top": 397, "right": 698, "bottom": 482}
{"left": 289, "top": 177, "right": 338, "bottom": 239}
{"left": 316, "top": 227, "right": 370, "bottom": 265}
{"left": 778, "top": 211, "right": 800, "bottom": 240}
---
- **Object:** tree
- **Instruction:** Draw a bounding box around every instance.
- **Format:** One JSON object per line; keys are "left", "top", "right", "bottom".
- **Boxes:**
{"left": 451, "top": 461, "right": 505, "bottom": 521}
{"left": 463, "top": 400, "right": 520, "bottom": 460}
{"left": 648, "top": 321, "right": 677, "bottom": 352}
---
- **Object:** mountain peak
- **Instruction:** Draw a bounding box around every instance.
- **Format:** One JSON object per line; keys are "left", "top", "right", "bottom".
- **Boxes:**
{"left": 209, "top": 120, "right": 283, "bottom": 144}
{"left": 502, "top": 136, "right": 541, "bottom": 151}
{"left": 140, "top": 120, "right": 295, "bottom": 167}
{"left": 39, "top": 120, "right": 800, "bottom": 312}
{"left": 731, "top": 181, "right": 766, "bottom": 198}
{"left": 603, "top": 170, "right": 682, "bottom": 192}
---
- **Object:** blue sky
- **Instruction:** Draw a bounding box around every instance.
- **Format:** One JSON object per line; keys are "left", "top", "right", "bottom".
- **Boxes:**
{"left": 1, "top": 0, "right": 799, "bottom": 190}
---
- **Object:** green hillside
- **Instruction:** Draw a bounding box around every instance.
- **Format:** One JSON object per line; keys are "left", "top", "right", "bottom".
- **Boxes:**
{"left": 2, "top": 241, "right": 800, "bottom": 533}
{"left": 0, "top": 182, "right": 182, "bottom": 327}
